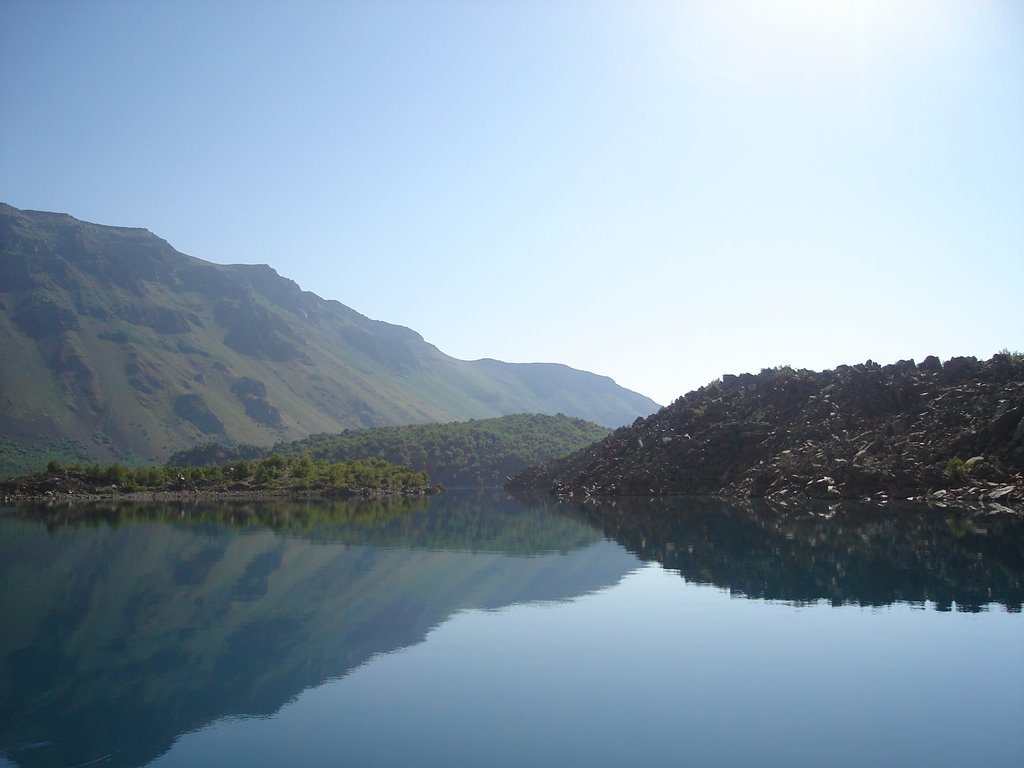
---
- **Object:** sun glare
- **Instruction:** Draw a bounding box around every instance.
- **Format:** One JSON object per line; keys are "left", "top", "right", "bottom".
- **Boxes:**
{"left": 676, "top": 0, "right": 905, "bottom": 85}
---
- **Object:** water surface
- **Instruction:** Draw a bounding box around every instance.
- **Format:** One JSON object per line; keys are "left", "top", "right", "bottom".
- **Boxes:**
{"left": 1, "top": 491, "right": 1021, "bottom": 767}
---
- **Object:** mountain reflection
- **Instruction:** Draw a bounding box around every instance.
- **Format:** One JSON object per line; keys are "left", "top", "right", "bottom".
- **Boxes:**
{"left": 0, "top": 492, "right": 636, "bottom": 768}
{"left": 546, "top": 495, "right": 1024, "bottom": 611}
{"left": 3, "top": 492, "right": 1022, "bottom": 768}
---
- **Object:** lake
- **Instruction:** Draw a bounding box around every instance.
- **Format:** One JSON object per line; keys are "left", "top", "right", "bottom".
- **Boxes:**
{"left": 1, "top": 491, "right": 1022, "bottom": 767}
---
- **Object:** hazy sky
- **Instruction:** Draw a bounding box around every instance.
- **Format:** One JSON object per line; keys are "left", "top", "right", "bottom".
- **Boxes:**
{"left": 2, "top": 1, "right": 1021, "bottom": 406}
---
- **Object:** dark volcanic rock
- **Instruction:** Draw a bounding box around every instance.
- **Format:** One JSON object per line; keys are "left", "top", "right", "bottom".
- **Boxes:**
{"left": 507, "top": 355, "right": 1024, "bottom": 509}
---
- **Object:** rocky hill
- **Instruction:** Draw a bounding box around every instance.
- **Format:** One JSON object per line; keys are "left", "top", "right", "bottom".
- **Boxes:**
{"left": 0, "top": 204, "right": 658, "bottom": 473}
{"left": 507, "top": 354, "right": 1024, "bottom": 508}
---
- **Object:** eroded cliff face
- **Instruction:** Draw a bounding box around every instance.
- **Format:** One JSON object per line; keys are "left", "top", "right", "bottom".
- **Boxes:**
{"left": 508, "top": 354, "right": 1024, "bottom": 509}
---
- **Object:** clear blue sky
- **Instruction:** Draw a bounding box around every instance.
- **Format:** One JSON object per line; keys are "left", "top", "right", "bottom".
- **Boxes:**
{"left": 2, "top": 1, "right": 1021, "bottom": 406}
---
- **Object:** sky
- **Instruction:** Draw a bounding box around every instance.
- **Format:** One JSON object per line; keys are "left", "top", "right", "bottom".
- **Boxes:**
{"left": 1, "top": 0, "right": 1022, "bottom": 407}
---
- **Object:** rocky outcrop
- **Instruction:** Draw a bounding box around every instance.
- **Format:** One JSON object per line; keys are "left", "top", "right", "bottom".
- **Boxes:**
{"left": 173, "top": 394, "right": 225, "bottom": 435}
{"left": 507, "top": 355, "right": 1024, "bottom": 509}
{"left": 231, "top": 377, "right": 282, "bottom": 427}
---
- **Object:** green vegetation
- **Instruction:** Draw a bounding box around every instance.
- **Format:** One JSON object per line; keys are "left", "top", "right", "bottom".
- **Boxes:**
{"left": 997, "top": 348, "right": 1023, "bottom": 363}
{"left": 944, "top": 456, "right": 969, "bottom": 480}
{"left": 0, "top": 436, "right": 95, "bottom": 479}
{"left": 1, "top": 454, "right": 432, "bottom": 498}
{"left": 275, "top": 414, "right": 610, "bottom": 487}
{"left": 760, "top": 364, "right": 797, "bottom": 377}
{"left": 170, "top": 413, "right": 610, "bottom": 488}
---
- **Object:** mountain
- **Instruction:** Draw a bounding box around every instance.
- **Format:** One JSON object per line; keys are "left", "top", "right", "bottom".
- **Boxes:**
{"left": 0, "top": 204, "right": 658, "bottom": 472}
{"left": 508, "top": 354, "right": 1024, "bottom": 507}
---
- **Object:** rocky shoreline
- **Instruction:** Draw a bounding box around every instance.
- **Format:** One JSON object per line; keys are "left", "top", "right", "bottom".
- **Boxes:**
{"left": 507, "top": 354, "right": 1024, "bottom": 512}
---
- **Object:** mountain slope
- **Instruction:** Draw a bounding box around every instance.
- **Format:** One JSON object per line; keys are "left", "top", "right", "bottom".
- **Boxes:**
{"left": 0, "top": 204, "right": 658, "bottom": 471}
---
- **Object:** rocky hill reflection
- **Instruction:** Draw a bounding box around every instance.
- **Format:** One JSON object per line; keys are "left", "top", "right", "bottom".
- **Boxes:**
{"left": 546, "top": 496, "right": 1024, "bottom": 611}
{"left": 0, "top": 492, "right": 636, "bottom": 768}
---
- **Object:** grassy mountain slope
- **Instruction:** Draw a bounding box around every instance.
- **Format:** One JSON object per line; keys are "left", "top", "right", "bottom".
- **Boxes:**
{"left": 0, "top": 204, "right": 658, "bottom": 473}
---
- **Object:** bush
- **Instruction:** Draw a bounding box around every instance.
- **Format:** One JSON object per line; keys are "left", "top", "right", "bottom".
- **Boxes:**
{"left": 997, "top": 348, "right": 1023, "bottom": 364}
{"left": 944, "top": 456, "right": 969, "bottom": 480}
{"left": 290, "top": 453, "right": 314, "bottom": 479}
{"left": 103, "top": 463, "right": 126, "bottom": 484}
{"left": 760, "top": 364, "right": 795, "bottom": 378}
{"left": 254, "top": 455, "right": 286, "bottom": 484}
{"left": 225, "top": 460, "right": 252, "bottom": 480}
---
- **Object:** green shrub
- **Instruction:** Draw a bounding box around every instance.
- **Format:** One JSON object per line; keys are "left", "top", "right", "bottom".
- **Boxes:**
{"left": 944, "top": 456, "right": 969, "bottom": 480}
{"left": 290, "top": 453, "right": 314, "bottom": 479}
{"left": 254, "top": 455, "right": 286, "bottom": 484}
{"left": 997, "top": 347, "right": 1023, "bottom": 363}
{"left": 225, "top": 460, "right": 252, "bottom": 480}
{"left": 760, "top": 364, "right": 795, "bottom": 377}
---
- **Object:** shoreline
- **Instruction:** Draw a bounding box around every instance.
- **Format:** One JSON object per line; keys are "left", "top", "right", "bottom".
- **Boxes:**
{"left": 1, "top": 484, "right": 445, "bottom": 506}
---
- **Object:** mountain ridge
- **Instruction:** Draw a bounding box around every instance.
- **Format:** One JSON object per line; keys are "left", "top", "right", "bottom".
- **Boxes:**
{"left": 0, "top": 204, "right": 658, "bottom": 472}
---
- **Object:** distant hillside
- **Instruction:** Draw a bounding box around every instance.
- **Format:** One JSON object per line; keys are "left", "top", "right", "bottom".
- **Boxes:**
{"left": 508, "top": 354, "right": 1024, "bottom": 507}
{"left": 0, "top": 204, "right": 658, "bottom": 474}
{"left": 170, "top": 413, "right": 611, "bottom": 488}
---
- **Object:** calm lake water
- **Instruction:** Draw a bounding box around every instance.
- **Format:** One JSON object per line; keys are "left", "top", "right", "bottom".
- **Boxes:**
{"left": 1, "top": 491, "right": 1022, "bottom": 768}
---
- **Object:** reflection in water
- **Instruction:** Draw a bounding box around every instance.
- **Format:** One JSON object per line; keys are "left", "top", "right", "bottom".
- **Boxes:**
{"left": 543, "top": 495, "right": 1024, "bottom": 611}
{"left": 0, "top": 492, "right": 635, "bottom": 768}
{"left": 1, "top": 492, "right": 1021, "bottom": 768}
{"left": 14, "top": 489, "right": 601, "bottom": 553}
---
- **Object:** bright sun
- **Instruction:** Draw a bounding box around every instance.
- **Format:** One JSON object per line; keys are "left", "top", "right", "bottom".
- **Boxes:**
{"left": 676, "top": 0, "right": 906, "bottom": 84}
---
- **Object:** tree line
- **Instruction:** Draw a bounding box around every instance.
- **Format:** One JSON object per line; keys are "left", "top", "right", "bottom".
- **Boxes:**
{"left": 170, "top": 413, "right": 611, "bottom": 488}
{"left": 37, "top": 455, "right": 430, "bottom": 494}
